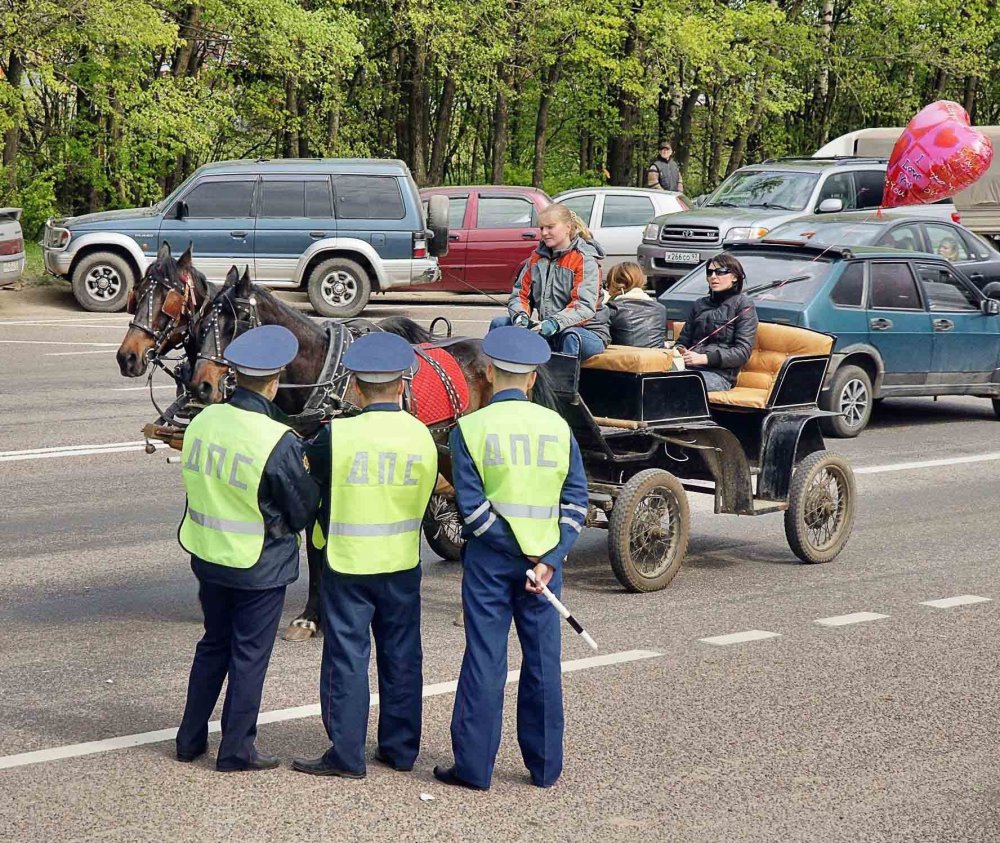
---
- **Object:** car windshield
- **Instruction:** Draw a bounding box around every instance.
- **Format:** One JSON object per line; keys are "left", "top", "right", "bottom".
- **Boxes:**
{"left": 707, "top": 170, "right": 819, "bottom": 212}
{"left": 766, "top": 221, "right": 883, "bottom": 246}
{"left": 671, "top": 253, "right": 834, "bottom": 304}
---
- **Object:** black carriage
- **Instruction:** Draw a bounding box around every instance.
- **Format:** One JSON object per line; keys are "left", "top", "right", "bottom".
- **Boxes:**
{"left": 424, "top": 322, "right": 858, "bottom": 592}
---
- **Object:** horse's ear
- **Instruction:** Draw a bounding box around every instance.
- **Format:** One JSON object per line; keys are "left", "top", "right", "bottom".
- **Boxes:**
{"left": 223, "top": 265, "right": 240, "bottom": 288}
{"left": 237, "top": 266, "right": 253, "bottom": 297}
{"left": 157, "top": 241, "right": 171, "bottom": 263}
{"left": 178, "top": 244, "right": 193, "bottom": 270}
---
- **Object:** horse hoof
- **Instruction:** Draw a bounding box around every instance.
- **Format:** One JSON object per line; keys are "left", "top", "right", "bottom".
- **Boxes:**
{"left": 283, "top": 619, "right": 318, "bottom": 642}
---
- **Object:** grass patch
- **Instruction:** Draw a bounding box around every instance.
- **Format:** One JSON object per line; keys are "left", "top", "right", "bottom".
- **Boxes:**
{"left": 19, "top": 241, "right": 56, "bottom": 286}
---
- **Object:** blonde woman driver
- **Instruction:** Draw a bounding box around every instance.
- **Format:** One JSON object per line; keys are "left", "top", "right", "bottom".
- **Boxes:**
{"left": 491, "top": 204, "right": 610, "bottom": 361}
{"left": 605, "top": 262, "right": 667, "bottom": 348}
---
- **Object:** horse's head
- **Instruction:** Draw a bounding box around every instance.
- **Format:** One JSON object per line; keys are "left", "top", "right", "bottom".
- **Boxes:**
{"left": 116, "top": 242, "right": 208, "bottom": 377}
{"left": 190, "top": 265, "right": 258, "bottom": 404}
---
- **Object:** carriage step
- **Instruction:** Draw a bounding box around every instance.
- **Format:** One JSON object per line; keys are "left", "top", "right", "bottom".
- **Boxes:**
{"left": 752, "top": 499, "right": 787, "bottom": 514}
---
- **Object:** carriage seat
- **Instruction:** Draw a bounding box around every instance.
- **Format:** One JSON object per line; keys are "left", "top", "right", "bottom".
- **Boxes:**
{"left": 670, "top": 321, "right": 833, "bottom": 409}
{"left": 580, "top": 344, "right": 677, "bottom": 374}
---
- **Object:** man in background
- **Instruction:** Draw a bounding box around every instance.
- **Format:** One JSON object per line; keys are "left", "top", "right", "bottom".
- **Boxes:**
{"left": 647, "top": 140, "right": 683, "bottom": 192}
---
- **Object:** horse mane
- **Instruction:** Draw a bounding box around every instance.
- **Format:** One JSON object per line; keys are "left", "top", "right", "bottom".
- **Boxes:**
{"left": 250, "top": 284, "right": 326, "bottom": 343}
{"left": 377, "top": 316, "right": 434, "bottom": 344}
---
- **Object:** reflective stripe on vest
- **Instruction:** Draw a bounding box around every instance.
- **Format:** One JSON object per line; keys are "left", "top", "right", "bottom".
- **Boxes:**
{"left": 326, "top": 411, "right": 438, "bottom": 575}
{"left": 458, "top": 401, "right": 571, "bottom": 556}
{"left": 178, "top": 403, "right": 289, "bottom": 569}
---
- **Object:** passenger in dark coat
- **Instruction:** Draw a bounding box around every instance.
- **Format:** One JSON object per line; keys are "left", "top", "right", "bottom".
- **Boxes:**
{"left": 676, "top": 253, "right": 758, "bottom": 391}
{"left": 605, "top": 262, "right": 666, "bottom": 348}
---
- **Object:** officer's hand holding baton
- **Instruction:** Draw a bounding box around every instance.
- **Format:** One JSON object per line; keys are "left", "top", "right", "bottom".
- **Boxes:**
{"left": 525, "top": 565, "right": 598, "bottom": 651}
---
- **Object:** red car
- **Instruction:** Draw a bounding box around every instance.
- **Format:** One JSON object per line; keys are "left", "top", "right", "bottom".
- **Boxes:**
{"left": 418, "top": 186, "right": 551, "bottom": 293}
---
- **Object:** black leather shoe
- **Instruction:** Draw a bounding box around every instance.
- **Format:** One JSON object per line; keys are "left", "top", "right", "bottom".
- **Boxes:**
{"left": 291, "top": 755, "right": 365, "bottom": 778}
{"left": 218, "top": 750, "right": 280, "bottom": 772}
{"left": 432, "top": 765, "right": 488, "bottom": 791}
{"left": 176, "top": 746, "right": 206, "bottom": 763}
{"left": 373, "top": 751, "right": 412, "bottom": 773}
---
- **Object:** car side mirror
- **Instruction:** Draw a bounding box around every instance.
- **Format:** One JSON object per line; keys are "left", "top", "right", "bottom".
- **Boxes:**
{"left": 982, "top": 298, "right": 1000, "bottom": 316}
{"left": 173, "top": 201, "right": 188, "bottom": 220}
{"left": 983, "top": 281, "right": 1000, "bottom": 301}
{"left": 818, "top": 198, "right": 844, "bottom": 213}
{"left": 691, "top": 195, "right": 707, "bottom": 207}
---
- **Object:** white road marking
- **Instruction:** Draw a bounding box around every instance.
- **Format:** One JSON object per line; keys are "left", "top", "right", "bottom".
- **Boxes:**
{"left": 699, "top": 630, "right": 781, "bottom": 646}
{"left": 856, "top": 453, "right": 1000, "bottom": 474}
{"left": 920, "top": 595, "right": 992, "bottom": 609}
{"left": 45, "top": 349, "right": 116, "bottom": 356}
{"left": 815, "top": 611, "right": 889, "bottom": 627}
{"left": 0, "top": 440, "right": 167, "bottom": 462}
{"left": 0, "top": 317, "right": 128, "bottom": 326}
{"left": 0, "top": 321, "right": 127, "bottom": 329}
{"left": 110, "top": 385, "right": 176, "bottom": 392}
{"left": 0, "top": 649, "right": 661, "bottom": 771}
{"left": 0, "top": 339, "right": 119, "bottom": 347}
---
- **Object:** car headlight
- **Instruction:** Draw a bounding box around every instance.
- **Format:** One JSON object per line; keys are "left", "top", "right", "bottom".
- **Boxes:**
{"left": 643, "top": 223, "right": 660, "bottom": 241}
{"left": 724, "top": 226, "right": 769, "bottom": 243}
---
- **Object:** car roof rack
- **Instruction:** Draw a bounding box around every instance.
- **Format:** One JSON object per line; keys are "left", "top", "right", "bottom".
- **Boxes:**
{"left": 759, "top": 155, "right": 888, "bottom": 165}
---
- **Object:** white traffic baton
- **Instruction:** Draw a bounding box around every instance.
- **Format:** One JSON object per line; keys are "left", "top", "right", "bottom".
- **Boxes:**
{"left": 526, "top": 569, "right": 598, "bottom": 651}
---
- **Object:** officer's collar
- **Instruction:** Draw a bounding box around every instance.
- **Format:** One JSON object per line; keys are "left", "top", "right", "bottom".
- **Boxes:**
{"left": 228, "top": 386, "right": 289, "bottom": 422}
{"left": 491, "top": 388, "right": 528, "bottom": 403}
{"left": 362, "top": 402, "right": 402, "bottom": 413}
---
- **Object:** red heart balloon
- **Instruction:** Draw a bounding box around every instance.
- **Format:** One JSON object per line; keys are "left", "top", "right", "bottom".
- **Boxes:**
{"left": 883, "top": 100, "right": 993, "bottom": 208}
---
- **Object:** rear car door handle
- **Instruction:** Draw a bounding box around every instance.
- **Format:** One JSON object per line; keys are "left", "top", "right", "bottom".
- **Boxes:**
{"left": 933, "top": 318, "right": 955, "bottom": 331}
{"left": 230, "top": 230, "right": 248, "bottom": 238}
{"left": 870, "top": 317, "right": 893, "bottom": 330}
{"left": 309, "top": 230, "right": 326, "bottom": 239}
{"left": 449, "top": 233, "right": 460, "bottom": 241}
{"left": 521, "top": 231, "right": 538, "bottom": 239}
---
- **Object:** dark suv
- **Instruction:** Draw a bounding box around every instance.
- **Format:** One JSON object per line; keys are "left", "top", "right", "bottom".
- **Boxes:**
{"left": 43, "top": 158, "right": 446, "bottom": 316}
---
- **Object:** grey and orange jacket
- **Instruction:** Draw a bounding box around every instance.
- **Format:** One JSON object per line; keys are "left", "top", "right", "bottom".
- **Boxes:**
{"left": 507, "top": 236, "right": 610, "bottom": 343}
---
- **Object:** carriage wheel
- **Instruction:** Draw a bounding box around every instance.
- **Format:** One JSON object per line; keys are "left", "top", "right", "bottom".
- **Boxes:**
{"left": 422, "top": 494, "right": 465, "bottom": 561}
{"left": 608, "top": 469, "right": 690, "bottom": 593}
{"left": 784, "top": 450, "right": 856, "bottom": 564}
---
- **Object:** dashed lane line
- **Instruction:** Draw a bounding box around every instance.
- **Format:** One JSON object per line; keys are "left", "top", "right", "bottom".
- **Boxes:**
{"left": 920, "top": 595, "right": 992, "bottom": 609}
{"left": 0, "top": 440, "right": 167, "bottom": 462}
{"left": 0, "top": 649, "right": 661, "bottom": 772}
{"left": 0, "top": 339, "right": 120, "bottom": 347}
{"left": 854, "top": 453, "right": 1000, "bottom": 474}
{"left": 699, "top": 630, "right": 781, "bottom": 646}
{"left": 815, "top": 612, "right": 889, "bottom": 627}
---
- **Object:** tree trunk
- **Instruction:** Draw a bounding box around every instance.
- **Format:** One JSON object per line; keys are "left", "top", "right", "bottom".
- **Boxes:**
{"left": 607, "top": 4, "right": 641, "bottom": 185}
{"left": 491, "top": 67, "right": 511, "bottom": 184}
{"left": 428, "top": 74, "right": 456, "bottom": 185}
{"left": 708, "top": 92, "right": 733, "bottom": 189}
{"left": 963, "top": 75, "right": 978, "bottom": 121}
{"left": 657, "top": 85, "right": 671, "bottom": 144}
{"left": 328, "top": 106, "right": 340, "bottom": 155}
{"left": 173, "top": 4, "right": 203, "bottom": 77}
{"left": 727, "top": 74, "right": 769, "bottom": 176}
{"left": 674, "top": 86, "right": 699, "bottom": 175}
{"left": 1, "top": 52, "right": 24, "bottom": 187}
{"left": 812, "top": 0, "right": 833, "bottom": 145}
{"left": 532, "top": 59, "right": 562, "bottom": 189}
{"left": 406, "top": 38, "right": 429, "bottom": 185}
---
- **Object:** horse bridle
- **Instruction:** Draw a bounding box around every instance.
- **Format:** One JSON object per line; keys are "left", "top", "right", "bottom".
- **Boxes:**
{"left": 196, "top": 291, "right": 261, "bottom": 398}
{"left": 127, "top": 270, "right": 198, "bottom": 356}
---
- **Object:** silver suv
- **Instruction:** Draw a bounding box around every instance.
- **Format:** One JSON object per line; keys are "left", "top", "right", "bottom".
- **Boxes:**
{"left": 638, "top": 157, "right": 955, "bottom": 295}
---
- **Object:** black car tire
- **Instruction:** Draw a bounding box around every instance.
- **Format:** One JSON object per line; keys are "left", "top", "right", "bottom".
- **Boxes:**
{"left": 426, "top": 194, "right": 450, "bottom": 258}
{"left": 307, "top": 257, "right": 371, "bottom": 318}
{"left": 992, "top": 398, "right": 1000, "bottom": 419}
{"left": 71, "top": 251, "right": 135, "bottom": 312}
{"left": 819, "top": 365, "right": 873, "bottom": 438}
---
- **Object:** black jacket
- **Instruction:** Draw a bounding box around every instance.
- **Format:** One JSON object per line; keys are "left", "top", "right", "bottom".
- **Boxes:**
{"left": 649, "top": 157, "right": 681, "bottom": 191}
{"left": 677, "top": 290, "right": 758, "bottom": 386}
{"left": 189, "top": 388, "right": 320, "bottom": 591}
{"left": 607, "top": 296, "right": 666, "bottom": 348}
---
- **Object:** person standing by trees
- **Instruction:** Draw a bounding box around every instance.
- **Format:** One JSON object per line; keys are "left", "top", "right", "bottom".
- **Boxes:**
{"left": 647, "top": 141, "right": 684, "bottom": 192}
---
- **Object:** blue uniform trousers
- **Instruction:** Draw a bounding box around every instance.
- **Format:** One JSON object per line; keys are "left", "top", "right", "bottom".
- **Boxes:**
{"left": 319, "top": 565, "right": 423, "bottom": 774}
{"left": 451, "top": 540, "right": 564, "bottom": 788}
{"left": 176, "top": 581, "right": 286, "bottom": 770}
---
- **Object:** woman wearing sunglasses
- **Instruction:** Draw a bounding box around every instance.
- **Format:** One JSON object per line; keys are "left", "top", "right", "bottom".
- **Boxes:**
{"left": 674, "top": 253, "right": 758, "bottom": 392}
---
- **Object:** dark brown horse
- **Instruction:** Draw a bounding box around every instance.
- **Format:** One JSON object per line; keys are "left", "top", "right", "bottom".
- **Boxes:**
{"left": 116, "top": 243, "right": 211, "bottom": 379}
{"left": 186, "top": 267, "right": 558, "bottom": 640}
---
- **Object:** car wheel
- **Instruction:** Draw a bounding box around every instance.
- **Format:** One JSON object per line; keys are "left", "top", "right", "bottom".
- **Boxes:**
{"left": 819, "top": 365, "right": 873, "bottom": 438}
{"left": 71, "top": 251, "right": 135, "bottom": 312}
{"left": 306, "top": 257, "right": 372, "bottom": 318}
{"left": 992, "top": 398, "right": 1000, "bottom": 419}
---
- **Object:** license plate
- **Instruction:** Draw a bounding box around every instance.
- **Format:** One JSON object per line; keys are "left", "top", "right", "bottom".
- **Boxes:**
{"left": 2, "top": 259, "right": 22, "bottom": 273}
{"left": 662, "top": 251, "right": 700, "bottom": 263}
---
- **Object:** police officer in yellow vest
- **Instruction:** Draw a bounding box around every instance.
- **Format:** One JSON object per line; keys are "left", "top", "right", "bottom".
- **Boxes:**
{"left": 292, "top": 332, "right": 438, "bottom": 779}
{"left": 176, "top": 324, "right": 319, "bottom": 772}
{"left": 434, "top": 326, "right": 588, "bottom": 791}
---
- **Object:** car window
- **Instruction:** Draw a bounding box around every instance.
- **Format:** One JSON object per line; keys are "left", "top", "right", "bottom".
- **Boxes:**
{"left": 183, "top": 180, "right": 255, "bottom": 218}
{"left": 830, "top": 262, "right": 865, "bottom": 307}
{"left": 306, "top": 181, "right": 334, "bottom": 217}
{"left": 924, "top": 224, "right": 971, "bottom": 261}
{"left": 916, "top": 264, "right": 979, "bottom": 311}
{"left": 818, "top": 173, "right": 856, "bottom": 210}
{"left": 877, "top": 223, "right": 923, "bottom": 252}
{"left": 601, "top": 195, "right": 655, "bottom": 228}
{"left": 707, "top": 170, "right": 818, "bottom": 211}
{"left": 557, "top": 194, "right": 595, "bottom": 224}
{"left": 477, "top": 196, "right": 535, "bottom": 228}
{"left": 853, "top": 170, "right": 886, "bottom": 209}
{"left": 333, "top": 175, "right": 405, "bottom": 220}
{"left": 869, "top": 263, "right": 922, "bottom": 310}
{"left": 448, "top": 196, "right": 469, "bottom": 229}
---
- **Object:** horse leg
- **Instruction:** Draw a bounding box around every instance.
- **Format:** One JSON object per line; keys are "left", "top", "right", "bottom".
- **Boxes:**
{"left": 283, "top": 527, "right": 324, "bottom": 642}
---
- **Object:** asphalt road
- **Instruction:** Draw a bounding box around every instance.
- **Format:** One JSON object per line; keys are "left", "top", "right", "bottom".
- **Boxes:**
{"left": 2, "top": 284, "right": 999, "bottom": 842}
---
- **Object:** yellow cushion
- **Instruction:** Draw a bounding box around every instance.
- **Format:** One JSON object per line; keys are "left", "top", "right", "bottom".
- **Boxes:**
{"left": 706, "top": 387, "right": 769, "bottom": 409}
{"left": 582, "top": 345, "right": 677, "bottom": 374}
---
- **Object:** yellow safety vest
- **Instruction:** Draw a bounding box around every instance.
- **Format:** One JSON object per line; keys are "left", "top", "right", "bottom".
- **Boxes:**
{"left": 458, "top": 400, "right": 570, "bottom": 556}
{"left": 179, "top": 403, "right": 289, "bottom": 568}
{"left": 326, "top": 411, "right": 438, "bottom": 575}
